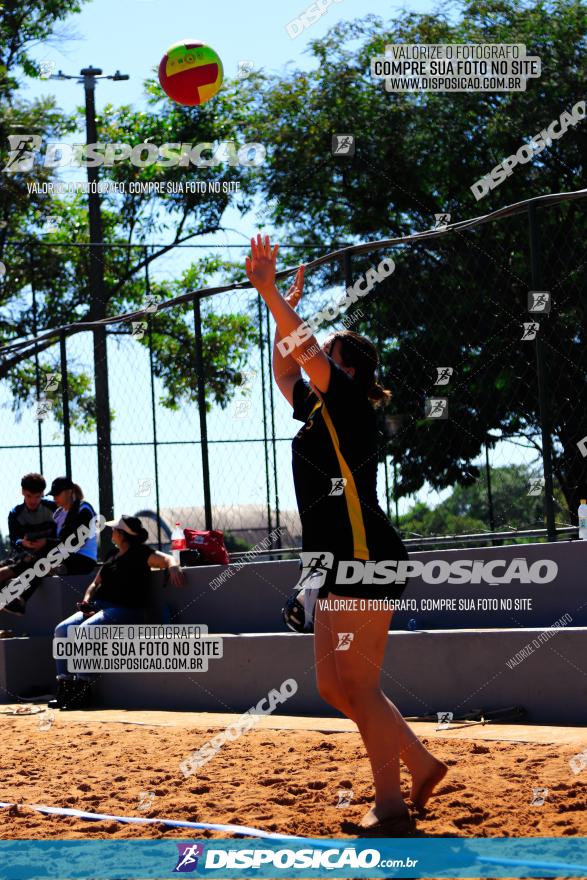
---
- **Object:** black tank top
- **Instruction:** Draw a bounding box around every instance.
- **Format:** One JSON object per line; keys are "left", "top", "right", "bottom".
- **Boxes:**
{"left": 291, "top": 359, "right": 407, "bottom": 562}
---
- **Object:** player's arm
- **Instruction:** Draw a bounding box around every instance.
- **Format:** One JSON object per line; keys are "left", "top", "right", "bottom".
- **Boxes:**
{"left": 246, "top": 235, "right": 331, "bottom": 394}
{"left": 272, "top": 266, "right": 304, "bottom": 405}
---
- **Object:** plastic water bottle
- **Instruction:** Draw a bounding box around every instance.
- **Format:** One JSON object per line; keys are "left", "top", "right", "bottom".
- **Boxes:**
{"left": 171, "top": 522, "right": 185, "bottom": 562}
{"left": 579, "top": 500, "right": 587, "bottom": 540}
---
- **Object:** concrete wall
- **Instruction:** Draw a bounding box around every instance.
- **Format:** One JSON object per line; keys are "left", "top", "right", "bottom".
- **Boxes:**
{"left": 3, "top": 628, "right": 576, "bottom": 725}
{"left": 1, "top": 540, "right": 586, "bottom": 723}
{"left": 3, "top": 539, "right": 585, "bottom": 637}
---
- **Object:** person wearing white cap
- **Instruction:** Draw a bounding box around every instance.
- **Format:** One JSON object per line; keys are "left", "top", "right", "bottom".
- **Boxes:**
{"left": 50, "top": 514, "right": 184, "bottom": 710}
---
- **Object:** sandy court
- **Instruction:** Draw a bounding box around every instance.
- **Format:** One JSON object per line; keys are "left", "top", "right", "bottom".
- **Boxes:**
{"left": 0, "top": 711, "right": 586, "bottom": 841}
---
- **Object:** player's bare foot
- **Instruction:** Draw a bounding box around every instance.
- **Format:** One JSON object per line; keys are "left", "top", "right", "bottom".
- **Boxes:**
{"left": 359, "top": 802, "right": 410, "bottom": 829}
{"left": 410, "top": 756, "right": 448, "bottom": 809}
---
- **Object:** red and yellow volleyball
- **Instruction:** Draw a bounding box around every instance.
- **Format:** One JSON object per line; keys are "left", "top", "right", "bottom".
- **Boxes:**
{"left": 158, "top": 40, "right": 223, "bottom": 106}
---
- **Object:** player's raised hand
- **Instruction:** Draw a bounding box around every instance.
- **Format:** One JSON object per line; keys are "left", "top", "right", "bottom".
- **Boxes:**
{"left": 285, "top": 265, "right": 305, "bottom": 309}
{"left": 245, "top": 234, "right": 279, "bottom": 296}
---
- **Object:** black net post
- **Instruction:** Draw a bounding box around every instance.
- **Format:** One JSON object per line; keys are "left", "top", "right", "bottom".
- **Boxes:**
{"left": 59, "top": 330, "right": 72, "bottom": 479}
{"left": 193, "top": 297, "right": 212, "bottom": 530}
{"left": 145, "top": 250, "right": 162, "bottom": 549}
{"left": 265, "top": 302, "right": 281, "bottom": 548}
{"left": 29, "top": 244, "right": 44, "bottom": 473}
{"left": 528, "top": 204, "right": 557, "bottom": 542}
{"left": 257, "top": 295, "right": 273, "bottom": 537}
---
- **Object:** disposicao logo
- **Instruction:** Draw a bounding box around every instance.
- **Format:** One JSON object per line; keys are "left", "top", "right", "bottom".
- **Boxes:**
{"left": 173, "top": 843, "right": 205, "bottom": 873}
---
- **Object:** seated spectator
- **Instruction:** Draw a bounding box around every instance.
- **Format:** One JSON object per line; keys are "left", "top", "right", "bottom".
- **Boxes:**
{"left": 48, "top": 477, "right": 99, "bottom": 575}
{"left": 50, "top": 515, "right": 184, "bottom": 710}
{"left": 0, "top": 475, "right": 98, "bottom": 616}
{"left": 0, "top": 473, "right": 57, "bottom": 614}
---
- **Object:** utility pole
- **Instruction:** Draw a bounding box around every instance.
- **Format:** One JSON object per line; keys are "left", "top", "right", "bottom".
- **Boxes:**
{"left": 51, "top": 67, "right": 128, "bottom": 532}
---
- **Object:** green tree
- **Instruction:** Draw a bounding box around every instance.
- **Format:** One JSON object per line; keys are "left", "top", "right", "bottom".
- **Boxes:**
{"left": 399, "top": 463, "right": 572, "bottom": 543}
{"left": 0, "top": 7, "right": 266, "bottom": 428}
{"left": 237, "top": 0, "right": 587, "bottom": 521}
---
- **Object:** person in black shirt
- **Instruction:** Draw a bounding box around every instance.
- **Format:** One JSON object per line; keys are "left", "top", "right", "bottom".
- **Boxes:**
{"left": 0, "top": 473, "right": 57, "bottom": 614}
{"left": 246, "top": 235, "right": 447, "bottom": 829}
{"left": 50, "top": 515, "right": 184, "bottom": 710}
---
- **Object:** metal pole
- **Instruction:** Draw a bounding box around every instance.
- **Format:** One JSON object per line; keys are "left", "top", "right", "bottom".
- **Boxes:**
{"left": 343, "top": 250, "right": 352, "bottom": 290}
{"left": 384, "top": 454, "right": 391, "bottom": 518}
{"left": 83, "top": 68, "right": 114, "bottom": 524}
{"left": 145, "top": 251, "right": 162, "bottom": 549}
{"left": 29, "top": 245, "right": 43, "bottom": 473}
{"left": 265, "top": 302, "right": 281, "bottom": 548}
{"left": 59, "top": 330, "right": 72, "bottom": 479}
{"left": 393, "top": 459, "right": 399, "bottom": 529}
{"left": 193, "top": 297, "right": 212, "bottom": 530}
{"left": 485, "top": 443, "right": 495, "bottom": 532}
{"left": 257, "top": 296, "right": 272, "bottom": 536}
{"left": 528, "top": 204, "right": 557, "bottom": 542}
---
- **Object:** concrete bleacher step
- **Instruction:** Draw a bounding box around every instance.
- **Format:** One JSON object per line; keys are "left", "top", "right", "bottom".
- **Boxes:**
{"left": 1, "top": 543, "right": 585, "bottom": 723}
{"left": 87, "top": 628, "right": 586, "bottom": 724}
{"left": 1, "top": 627, "right": 584, "bottom": 724}
{"left": 0, "top": 636, "right": 55, "bottom": 702}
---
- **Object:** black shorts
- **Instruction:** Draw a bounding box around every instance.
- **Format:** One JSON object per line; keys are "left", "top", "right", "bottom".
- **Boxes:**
{"left": 316, "top": 557, "right": 409, "bottom": 602}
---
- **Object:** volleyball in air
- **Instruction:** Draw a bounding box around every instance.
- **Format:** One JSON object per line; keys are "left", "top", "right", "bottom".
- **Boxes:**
{"left": 158, "top": 41, "right": 223, "bottom": 106}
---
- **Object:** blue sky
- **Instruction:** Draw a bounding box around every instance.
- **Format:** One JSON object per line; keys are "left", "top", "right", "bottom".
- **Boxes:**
{"left": 0, "top": 0, "right": 539, "bottom": 544}
{"left": 24, "top": 0, "right": 434, "bottom": 112}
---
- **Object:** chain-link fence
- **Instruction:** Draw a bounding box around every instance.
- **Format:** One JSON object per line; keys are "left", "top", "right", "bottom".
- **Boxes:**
{"left": 1, "top": 191, "right": 585, "bottom": 555}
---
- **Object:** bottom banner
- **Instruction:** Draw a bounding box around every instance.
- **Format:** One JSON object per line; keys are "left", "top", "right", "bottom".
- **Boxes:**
{"left": 1, "top": 838, "right": 587, "bottom": 878}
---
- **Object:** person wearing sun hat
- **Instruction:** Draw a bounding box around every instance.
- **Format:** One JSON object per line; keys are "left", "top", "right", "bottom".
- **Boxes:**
{"left": 49, "top": 514, "right": 184, "bottom": 710}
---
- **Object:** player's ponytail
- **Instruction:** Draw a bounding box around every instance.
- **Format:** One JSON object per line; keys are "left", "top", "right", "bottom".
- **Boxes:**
{"left": 325, "top": 330, "right": 392, "bottom": 409}
{"left": 368, "top": 378, "right": 392, "bottom": 407}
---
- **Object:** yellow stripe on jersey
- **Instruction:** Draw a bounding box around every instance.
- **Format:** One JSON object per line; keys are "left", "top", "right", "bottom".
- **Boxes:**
{"left": 320, "top": 403, "right": 369, "bottom": 560}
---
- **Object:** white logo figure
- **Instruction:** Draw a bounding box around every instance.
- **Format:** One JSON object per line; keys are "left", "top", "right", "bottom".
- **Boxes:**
{"left": 436, "top": 711, "right": 453, "bottom": 730}
{"left": 336, "top": 788, "right": 353, "bottom": 807}
{"left": 175, "top": 844, "right": 202, "bottom": 871}
{"left": 336, "top": 632, "right": 354, "bottom": 651}
{"left": 41, "top": 216, "right": 59, "bottom": 234}
{"left": 144, "top": 293, "right": 162, "bottom": 313}
{"left": 137, "top": 791, "right": 156, "bottom": 811}
{"left": 39, "top": 60, "right": 56, "bottom": 79}
{"left": 238, "top": 369, "right": 257, "bottom": 397}
{"left": 527, "top": 478, "right": 545, "bottom": 496}
{"left": 35, "top": 399, "right": 54, "bottom": 421}
{"left": 530, "top": 787, "right": 548, "bottom": 806}
{"left": 233, "top": 399, "right": 251, "bottom": 419}
{"left": 329, "top": 477, "right": 347, "bottom": 496}
{"left": 43, "top": 372, "right": 60, "bottom": 393}
{"left": 434, "top": 213, "right": 451, "bottom": 230}
{"left": 425, "top": 398, "right": 448, "bottom": 419}
{"left": 131, "top": 321, "right": 147, "bottom": 340}
{"left": 237, "top": 60, "right": 254, "bottom": 79}
{"left": 528, "top": 291, "right": 551, "bottom": 313}
{"left": 521, "top": 322, "right": 540, "bottom": 341}
{"left": 135, "top": 478, "right": 154, "bottom": 498}
{"left": 332, "top": 135, "right": 355, "bottom": 156}
{"left": 434, "top": 367, "right": 453, "bottom": 385}
{"left": 38, "top": 710, "right": 55, "bottom": 731}
{"left": 569, "top": 750, "right": 587, "bottom": 775}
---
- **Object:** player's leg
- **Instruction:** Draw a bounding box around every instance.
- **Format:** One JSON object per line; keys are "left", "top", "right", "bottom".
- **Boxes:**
{"left": 313, "top": 597, "right": 356, "bottom": 721}
{"left": 327, "top": 602, "right": 408, "bottom": 826}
